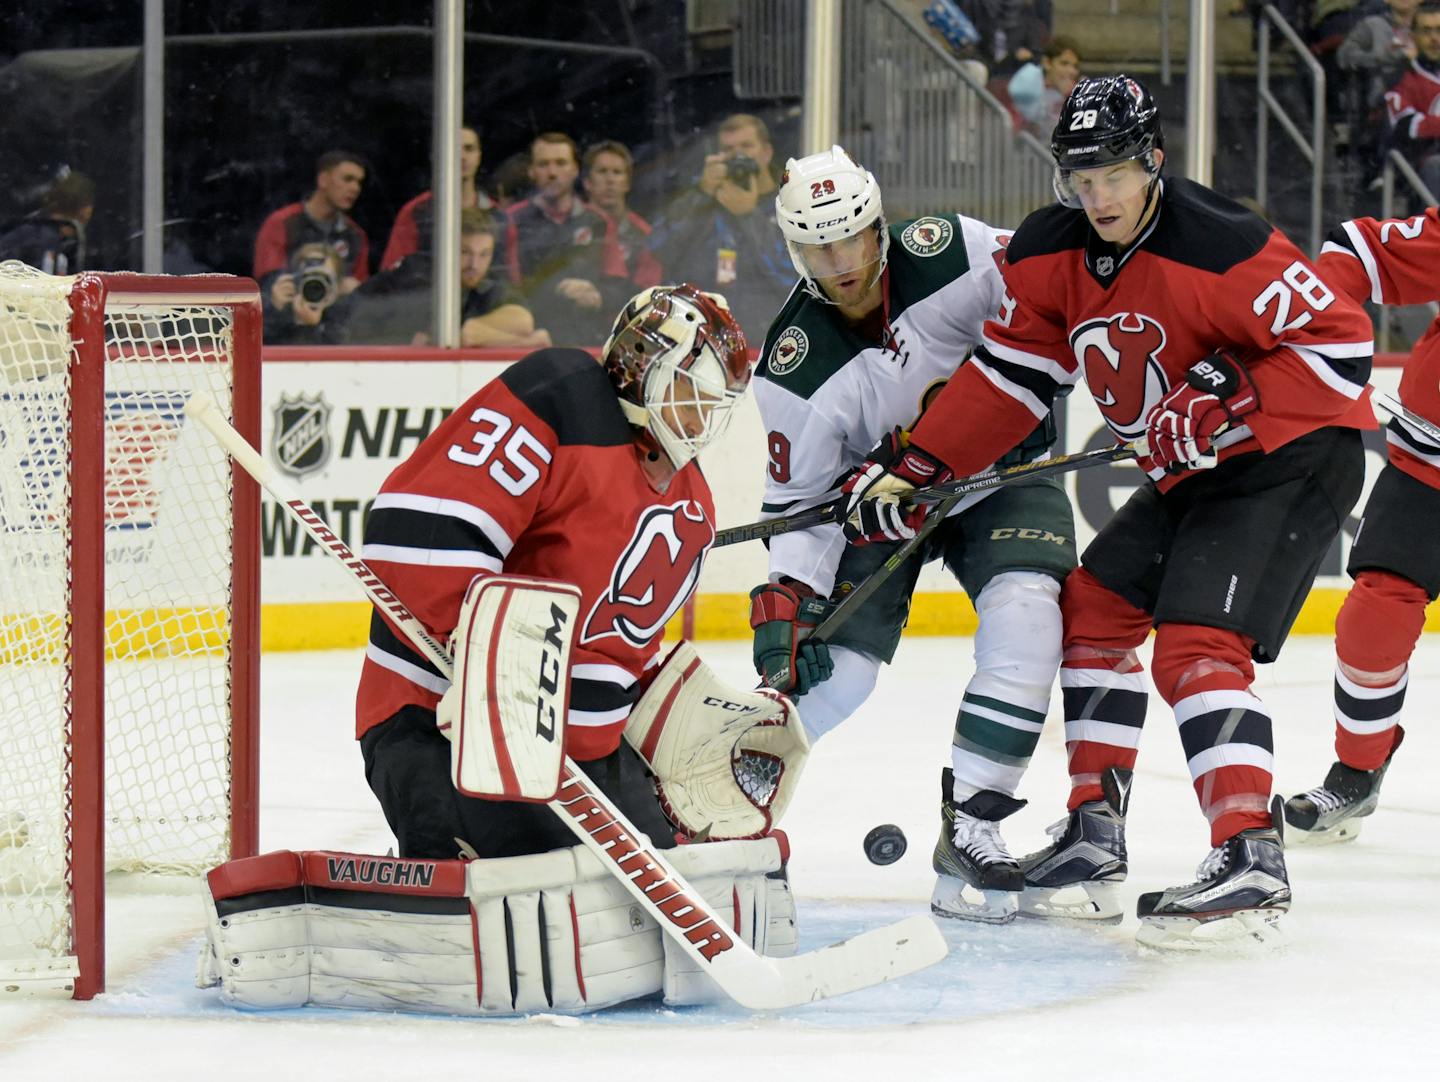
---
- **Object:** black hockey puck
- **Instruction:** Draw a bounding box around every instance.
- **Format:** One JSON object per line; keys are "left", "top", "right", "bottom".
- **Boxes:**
{"left": 863, "top": 823, "right": 907, "bottom": 865}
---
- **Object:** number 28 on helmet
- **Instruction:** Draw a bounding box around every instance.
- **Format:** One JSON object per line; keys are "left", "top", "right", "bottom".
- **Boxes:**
{"left": 1050, "top": 75, "right": 1164, "bottom": 209}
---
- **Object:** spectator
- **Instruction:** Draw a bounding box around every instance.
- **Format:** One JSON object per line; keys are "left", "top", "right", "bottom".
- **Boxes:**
{"left": 978, "top": 0, "right": 1054, "bottom": 77}
{"left": 253, "top": 149, "right": 370, "bottom": 342}
{"left": 1386, "top": 2, "right": 1440, "bottom": 196}
{"left": 582, "top": 140, "right": 662, "bottom": 311}
{"left": 0, "top": 169, "right": 95, "bottom": 274}
{"left": 502, "top": 131, "right": 610, "bottom": 345}
{"left": 329, "top": 209, "right": 551, "bottom": 348}
{"left": 648, "top": 113, "right": 792, "bottom": 341}
{"left": 381, "top": 125, "right": 494, "bottom": 271}
{"left": 1007, "top": 34, "right": 1081, "bottom": 135}
{"left": 1339, "top": 0, "right": 1421, "bottom": 105}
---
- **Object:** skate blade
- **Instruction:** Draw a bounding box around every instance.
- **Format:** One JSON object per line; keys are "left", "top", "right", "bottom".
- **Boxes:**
{"left": 1019, "top": 880, "right": 1124, "bottom": 924}
{"left": 1135, "top": 906, "right": 1288, "bottom": 954}
{"left": 930, "top": 875, "right": 1018, "bottom": 925}
{"left": 1285, "top": 818, "right": 1364, "bottom": 847}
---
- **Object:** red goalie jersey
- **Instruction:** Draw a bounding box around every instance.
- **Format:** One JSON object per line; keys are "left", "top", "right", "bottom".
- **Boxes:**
{"left": 354, "top": 348, "right": 715, "bottom": 761}
{"left": 908, "top": 178, "right": 1376, "bottom": 486}
{"left": 1320, "top": 206, "right": 1440, "bottom": 491}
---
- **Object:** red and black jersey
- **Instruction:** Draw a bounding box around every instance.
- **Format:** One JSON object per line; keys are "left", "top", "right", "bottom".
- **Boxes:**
{"left": 1321, "top": 206, "right": 1440, "bottom": 490}
{"left": 253, "top": 202, "right": 371, "bottom": 282}
{"left": 381, "top": 188, "right": 496, "bottom": 271}
{"left": 909, "top": 178, "right": 1376, "bottom": 490}
{"left": 355, "top": 348, "right": 715, "bottom": 761}
{"left": 1384, "top": 61, "right": 1440, "bottom": 143}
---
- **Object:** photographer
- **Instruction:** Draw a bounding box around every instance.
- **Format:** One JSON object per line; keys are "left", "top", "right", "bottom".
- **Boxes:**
{"left": 254, "top": 149, "right": 370, "bottom": 344}
{"left": 649, "top": 113, "right": 792, "bottom": 341}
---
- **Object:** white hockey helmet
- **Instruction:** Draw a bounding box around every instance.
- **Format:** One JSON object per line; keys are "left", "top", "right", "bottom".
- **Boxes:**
{"left": 602, "top": 283, "right": 753, "bottom": 469}
{"left": 775, "top": 145, "right": 888, "bottom": 304}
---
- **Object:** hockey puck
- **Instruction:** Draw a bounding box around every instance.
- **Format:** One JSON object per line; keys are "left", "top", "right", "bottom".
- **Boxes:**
{"left": 863, "top": 823, "right": 907, "bottom": 866}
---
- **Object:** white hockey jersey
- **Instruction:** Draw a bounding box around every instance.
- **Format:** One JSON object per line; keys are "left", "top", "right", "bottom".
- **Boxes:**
{"left": 754, "top": 213, "right": 1055, "bottom": 593}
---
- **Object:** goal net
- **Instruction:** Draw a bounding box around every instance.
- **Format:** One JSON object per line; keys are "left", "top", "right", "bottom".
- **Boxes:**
{"left": 0, "top": 263, "right": 260, "bottom": 999}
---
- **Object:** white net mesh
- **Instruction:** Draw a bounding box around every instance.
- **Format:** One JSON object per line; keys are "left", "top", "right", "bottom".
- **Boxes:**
{"left": 0, "top": 263, "right": 244, "bottom": 986}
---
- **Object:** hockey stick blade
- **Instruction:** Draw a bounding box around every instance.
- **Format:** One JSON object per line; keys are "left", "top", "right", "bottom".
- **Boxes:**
{"left": 184, "top": 391, "right": 948, "bottom": 1010}
{"left": 714, "top": 437, "right": 1148, "bottom": 548}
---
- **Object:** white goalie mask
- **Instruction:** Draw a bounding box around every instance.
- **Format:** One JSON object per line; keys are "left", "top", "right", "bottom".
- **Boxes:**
{"left": 775, "top": 145, "right": 889, "bottom": 305}
{"left": 602, "top": 284, "right": 754, "bottom": 469}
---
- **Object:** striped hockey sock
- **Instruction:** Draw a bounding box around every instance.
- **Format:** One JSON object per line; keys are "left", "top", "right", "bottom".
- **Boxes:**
{"left": 1333, "top": 665, "right": 1407, "bottom": 772}
{"left": 1174, "top": 683, "right": 1274, "bottom": 846}
{"left": 949, "top": 673, "right": 1048, "bottom": 800}
{"left": 1060, "top": 646, "right": 1147, "bottom": 810}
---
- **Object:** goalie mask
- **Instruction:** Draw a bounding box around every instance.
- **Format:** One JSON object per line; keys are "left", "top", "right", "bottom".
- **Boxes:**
{"left": 775, "top": 145, "right": 888, "bottom": 307}
{"left": 603, "top": 284, "right": 753, "bottom": 469}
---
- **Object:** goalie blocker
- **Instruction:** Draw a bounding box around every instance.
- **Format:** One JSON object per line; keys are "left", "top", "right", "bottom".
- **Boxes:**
{"left": 198, "top": 837, "right": 796, "bottom": 1015}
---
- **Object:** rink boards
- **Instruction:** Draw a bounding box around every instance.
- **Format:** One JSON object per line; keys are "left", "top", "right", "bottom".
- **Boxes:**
{"left": 255, "top": 348, "right": 1410, "bottom": 651}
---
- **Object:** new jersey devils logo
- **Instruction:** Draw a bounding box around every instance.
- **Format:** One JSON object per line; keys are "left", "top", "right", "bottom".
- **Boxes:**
{"left": 582, "top": 500, "right": 714, "bottom": 648}
{"left": 1069, "top": 313, "right": 1169, "bottom": 439}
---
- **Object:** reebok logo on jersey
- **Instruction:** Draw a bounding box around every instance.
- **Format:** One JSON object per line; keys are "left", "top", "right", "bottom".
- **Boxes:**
{"left": 1069, "top": 312, "right": 1169, "bottom": 439}
{"left": 770, "top": 327, "right": 809, "bottom": 376}
{"left": 582, "top": 500, "right": 713, "bottom": 648}
{"left": 900, "top": 216, "right": 953, "bottom": 257}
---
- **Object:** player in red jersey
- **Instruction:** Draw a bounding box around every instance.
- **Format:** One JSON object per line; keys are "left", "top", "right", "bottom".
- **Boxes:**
{"left": 841, "top": 75, "right": 1377, "bottom": 948}
{"left": 1283, "top": 207, "right": 1440, "bottom": 842}
{"left": 354, "top": 284, "right": 755, "bottom": 860}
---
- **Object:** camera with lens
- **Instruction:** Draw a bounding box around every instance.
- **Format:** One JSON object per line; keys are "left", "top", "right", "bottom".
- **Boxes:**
{"left": 724, "top": 153, "right": 761, "bottom": 186}
{"left": 291, "top": 244, "right": 341, "bottom": 309}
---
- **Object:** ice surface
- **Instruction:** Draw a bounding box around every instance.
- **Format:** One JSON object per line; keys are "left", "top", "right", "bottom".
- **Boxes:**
{"left": 1, "top": 637, "right": 1434, "bottom": 1080}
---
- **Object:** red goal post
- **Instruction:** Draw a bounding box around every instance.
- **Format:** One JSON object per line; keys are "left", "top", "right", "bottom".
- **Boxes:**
{"left": 0, "top": 266, "right": 260, "bottom": 999}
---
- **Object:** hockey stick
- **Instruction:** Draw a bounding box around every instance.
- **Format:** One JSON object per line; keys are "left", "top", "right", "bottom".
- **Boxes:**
{"left": 714, "top": 438, "right": 1147, "bottom": 547}
{"left": 184, "top": 392, "right": 947, "bottom": 1011}
{"left": 752, "top": 439, "right": 1149, "bottom": 679}
{"left": 1372, "top": 389, "right": 1440, "bottom": 445}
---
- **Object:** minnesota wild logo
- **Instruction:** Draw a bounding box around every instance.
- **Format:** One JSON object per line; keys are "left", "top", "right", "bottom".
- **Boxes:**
{"left": 901, "top": 216, "right": 954, "bottom": 257}
{"left": 769, "top": 327, "right": 810, "bottom": 375}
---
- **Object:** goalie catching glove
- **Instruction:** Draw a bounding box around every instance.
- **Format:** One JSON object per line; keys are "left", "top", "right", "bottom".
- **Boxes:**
{"left": 626, "top": 640, "right": 810, "bottom": 839}
{"left": 842, "top": 427, "right": 953, "bottom": 543}
{"left": 1144, "top": 350, "right": 1260, "bottom": 473}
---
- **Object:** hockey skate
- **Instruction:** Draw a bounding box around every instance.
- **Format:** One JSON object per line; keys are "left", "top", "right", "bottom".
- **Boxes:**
{"left": 1135, "top": 799, "right": 1290, "bottom": 952}
{"left": 931, "top": 768, "right": 1025, "bottom": 924}
{"left": 1284, "top": 728, "right": 1404, "bottom": 845}
{"left": 1018, "top": 767, "right": 1130, "bottom": 923}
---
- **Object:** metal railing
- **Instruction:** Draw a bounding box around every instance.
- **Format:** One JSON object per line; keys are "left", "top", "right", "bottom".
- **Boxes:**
{"left": 838, "top": 0, "right": 1053, "bottom": 227}
{"left": 1256, "top": 5, "right": 1325, "bottom": 254}
{"left": 733, "top": 0, "right": 805, "bottom": 99}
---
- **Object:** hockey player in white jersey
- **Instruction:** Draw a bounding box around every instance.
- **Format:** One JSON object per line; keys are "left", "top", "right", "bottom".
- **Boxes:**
{"left": 747, "top": 147, "right": 1078, "bottom": 922}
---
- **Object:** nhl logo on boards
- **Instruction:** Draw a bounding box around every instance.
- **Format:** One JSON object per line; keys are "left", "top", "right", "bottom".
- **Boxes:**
{"left": 900, "top": 216, "right": 953, "bottom": 257}
{"left": 272, "top": 392, "right": 334, "bottom": 478}
{"left": 769, "top": 327, "right": 810, "bottom": 376}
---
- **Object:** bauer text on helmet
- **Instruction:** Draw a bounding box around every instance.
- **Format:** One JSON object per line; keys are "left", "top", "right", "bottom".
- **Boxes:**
{"left": 602, "top": 284, "right": 754, "bottom": 468}
{"left": 775, "top": 146, "right": 890, "bottom": 307}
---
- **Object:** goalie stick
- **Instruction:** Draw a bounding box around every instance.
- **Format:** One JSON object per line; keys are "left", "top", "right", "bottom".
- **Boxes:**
{"left": 184, "top": 392, "right": 947, "bottom": 1011}
{"left": 714, "top": 438, "right": 1148, "bottom": 547}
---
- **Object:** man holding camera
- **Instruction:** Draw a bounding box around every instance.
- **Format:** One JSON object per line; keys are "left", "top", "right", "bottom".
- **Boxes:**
{"left": 650, "top": 114, "right": 793, "bottom": 340}
{"left": 254, "top": 149, "right": 371, "bottom": 343}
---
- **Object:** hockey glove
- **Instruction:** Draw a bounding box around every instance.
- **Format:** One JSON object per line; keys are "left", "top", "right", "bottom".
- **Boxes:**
{"left": 841, "top": 428, "right": 954, "bottom": 544}
{"left": 749, "top": 580, "right": 835, "bottom": 694}
{"left": 1145, "top": 351, "right": 1260, "bottom": 473}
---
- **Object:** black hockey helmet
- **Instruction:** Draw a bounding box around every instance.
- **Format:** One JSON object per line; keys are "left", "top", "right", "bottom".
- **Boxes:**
{"left": 1050, "top": 75, "right": 1164, "bottom": 172}
{"left": 1050, "top": 75, "right": 1164, "bottom": 208}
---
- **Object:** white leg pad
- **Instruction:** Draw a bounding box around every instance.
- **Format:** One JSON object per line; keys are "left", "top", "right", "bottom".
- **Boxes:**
{"left": 202, "top": 839, "right": 796, "bottom": 1016}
